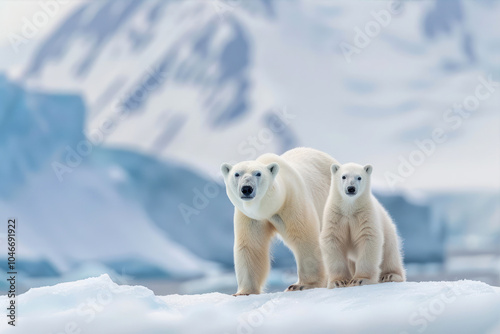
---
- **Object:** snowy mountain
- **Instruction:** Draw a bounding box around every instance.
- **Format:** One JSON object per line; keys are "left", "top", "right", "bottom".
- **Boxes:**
{"left": 15, "top": 0, "right": 500, "bottom": 191}
{"left": 1, "top": 274, "right": 500, "bottom": 334}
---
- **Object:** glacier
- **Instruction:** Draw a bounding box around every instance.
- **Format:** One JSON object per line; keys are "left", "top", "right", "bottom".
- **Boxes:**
{"left": 0, "top": 75, "right": 220, "bottom": 286}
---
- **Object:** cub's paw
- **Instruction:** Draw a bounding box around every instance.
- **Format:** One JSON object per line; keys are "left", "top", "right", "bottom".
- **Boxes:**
{"left": 380, "top": 273, "right": 404, "bottom": 283}
{"left": 327, "top": 279, "right": 350, "bottom": 289}
{"left": 232, "top": 293, "right": 250, "bottom": 296}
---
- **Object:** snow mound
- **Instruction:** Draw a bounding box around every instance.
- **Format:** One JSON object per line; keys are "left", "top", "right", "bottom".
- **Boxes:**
{"left": 1, "top": 275, "right": 500, "bottom": 334}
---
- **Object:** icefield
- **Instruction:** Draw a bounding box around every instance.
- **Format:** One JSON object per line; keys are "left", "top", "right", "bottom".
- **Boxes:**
{"left": 0, "top": 0, "right": 499, "bottom": 316}
{"left": 1, "top": 274, "right": 500, "bottom": 334}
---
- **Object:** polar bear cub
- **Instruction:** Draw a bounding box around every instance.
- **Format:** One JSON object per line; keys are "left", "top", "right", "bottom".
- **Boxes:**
{"left": 320, "top": 163, "right": 406, "bottom": 288}
{"left": 221, "top": 148, "right": 338, "bottom": 295}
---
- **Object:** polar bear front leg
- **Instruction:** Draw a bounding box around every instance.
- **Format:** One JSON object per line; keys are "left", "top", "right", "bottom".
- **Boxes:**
{"left": 233, "top": 210, "right": 275, "bottom": 296}
{"left": 349, "top": 230, "right": 382, "bottom": 287}
{"left": 321, "top": 236, "right": 351, "bottom": 289}
{"left": 320, "top": 211, "right": 352, "bottom": 289}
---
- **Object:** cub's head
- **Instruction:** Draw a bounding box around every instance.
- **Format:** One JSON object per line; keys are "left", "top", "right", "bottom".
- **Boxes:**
{"left": 331, "top": 162, "right": 372, "bottom": 199}
{"left": 220, "top": 161, "right": 279, "bottom": 202}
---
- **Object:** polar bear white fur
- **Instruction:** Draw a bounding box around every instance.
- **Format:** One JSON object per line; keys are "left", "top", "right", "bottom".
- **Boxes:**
{"left": 221, "top": 147, "right": 338, "bottom": 295}
{"left": 320, "top": 163, "right": 406, "bottom": 288}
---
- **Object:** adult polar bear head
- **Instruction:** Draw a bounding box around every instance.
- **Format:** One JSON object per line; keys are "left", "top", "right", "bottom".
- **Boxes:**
{"left": 331, "top": 162, "right": 373, "bottom": 199}
{"left": 221, "top": 161, "right": 281, "bottom": 220}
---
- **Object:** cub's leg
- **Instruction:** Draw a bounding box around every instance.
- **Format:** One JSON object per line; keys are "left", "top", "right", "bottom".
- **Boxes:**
{"left": 233, "top": 209, "right": 275, "bottom": 296}
{"left": 273, "top": 212, "right": 326, "bottom": 291}
{"left": 349, "top": 227, "right": 382, "bottom": 287}
{"left": 320, "top": 221, "right": 352, "bottom": 289}
{"left": 379, "top": 219, "right": 406, "bottom": 283}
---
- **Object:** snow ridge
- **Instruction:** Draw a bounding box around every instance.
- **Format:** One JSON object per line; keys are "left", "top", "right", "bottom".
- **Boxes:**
{"left": 1, "top": 274, "right": 499, "bottom": 334}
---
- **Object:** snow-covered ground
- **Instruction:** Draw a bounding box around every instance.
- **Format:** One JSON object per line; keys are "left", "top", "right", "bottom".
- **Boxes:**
{"left": 1, "top": 274, "right": 500, "bottom": 334}
{"left": 0, "top": 0, "right": 499, "bottom": 300}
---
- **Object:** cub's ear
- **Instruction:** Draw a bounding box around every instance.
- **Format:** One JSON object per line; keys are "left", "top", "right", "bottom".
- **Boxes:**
{"left": 364, "top": 164, "right": 373, "bottom": 175}
{"left": 331, "top": 164, "right": 340, "bottom": 174}
{"left": 220, "top": 163, "right": 232, "bottom": 177}
{"left": 267, "top": 163, "right": 280, "bottom": 177}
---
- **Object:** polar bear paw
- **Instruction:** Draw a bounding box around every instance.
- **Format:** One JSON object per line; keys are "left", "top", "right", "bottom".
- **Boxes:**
{"left": 286, "top": 284, "right": 307, "bottom": 291}
{"left": 380, "top": 273, "right": 404, "bottom": 283}
{"left": 285, "top": 283, "right": 319, "bottom": 292}
{"left": 327, "top": 279, "right": 350, "bottom": 289}
{"left": 348, "top": 278, "right": 369, "bottom": 286}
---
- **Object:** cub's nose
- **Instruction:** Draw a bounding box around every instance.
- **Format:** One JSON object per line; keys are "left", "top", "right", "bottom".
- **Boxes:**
{"left": 347, "top": 186, "right": 356, "bottom": 194}
{"left": 241, "top": 186, "right": 254, "bottom": 196}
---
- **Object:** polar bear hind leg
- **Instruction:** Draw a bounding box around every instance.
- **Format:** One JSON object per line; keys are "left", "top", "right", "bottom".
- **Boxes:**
{"left": 270, "top": 212, "right": 326, "bottom": 291}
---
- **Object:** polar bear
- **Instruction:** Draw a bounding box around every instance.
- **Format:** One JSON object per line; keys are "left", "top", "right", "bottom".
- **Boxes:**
{"left": 320, "top": 163, "right": 406, "bottom": 288}
{"left": 221, "top": 148, "right": 338, "bottom": 295}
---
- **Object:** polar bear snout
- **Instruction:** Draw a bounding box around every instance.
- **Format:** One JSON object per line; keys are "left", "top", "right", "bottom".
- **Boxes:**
{"left": 346, "top": 186, "right": 357, "bottom": 195}
{"left": 240, "top": 185, "right": 255, "bottom": 200}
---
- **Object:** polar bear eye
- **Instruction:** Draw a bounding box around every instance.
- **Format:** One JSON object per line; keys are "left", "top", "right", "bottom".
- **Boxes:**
{"left": 342, "top": 176, "right": 346, "bottom": 180}
{"left": 358, "top": 177, "right": 362, "bottom": 181}
{"left": 256, "top": 172, "right": 261, "bottom": 177}
{"left": 235, "top": 173, "right": 240, "bottom": 177}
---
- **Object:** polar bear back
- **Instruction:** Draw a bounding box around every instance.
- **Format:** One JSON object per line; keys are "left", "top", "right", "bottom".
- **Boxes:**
{"left": 258, "top": 147, "right": 337, "bottom": 226}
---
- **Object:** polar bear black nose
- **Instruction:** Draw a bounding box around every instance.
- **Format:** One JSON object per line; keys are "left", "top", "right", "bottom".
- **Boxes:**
{"left": 241, "top": 186, "right": 254, "bottom": 196}
{"left": 347, "top": 186, "right": 356, "bottom": 193}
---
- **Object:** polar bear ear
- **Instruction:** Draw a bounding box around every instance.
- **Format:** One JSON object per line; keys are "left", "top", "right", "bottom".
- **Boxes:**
{"left": 331, "top": 164, "right": 340, "bottom": 174}
{"left": 267, "top": 163, "right": 280, "bottom": 177}
{"left": 364, "top": 164, "right": 373, "bottom": 175}
{"left": 220, "top": 163, "right": 232, "bottom": 177}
